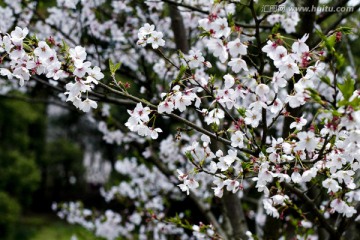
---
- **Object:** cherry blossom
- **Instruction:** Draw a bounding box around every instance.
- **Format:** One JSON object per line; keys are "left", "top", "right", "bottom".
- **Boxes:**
{"left": 231, "top": 131, "right": 244, "bottom": 148}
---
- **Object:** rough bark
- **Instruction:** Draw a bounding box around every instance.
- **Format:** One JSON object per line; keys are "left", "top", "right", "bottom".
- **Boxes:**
{"left": 222, "top": 192, "right": 249, "bottom": 240}
{"left": 169, "top": 4, "right": 190, "bottom": 54}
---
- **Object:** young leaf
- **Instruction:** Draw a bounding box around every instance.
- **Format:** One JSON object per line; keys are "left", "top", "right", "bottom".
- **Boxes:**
{"left": 109, "top": 59, "right": 122, "bottom": 76}
{"left": 172, "top": 65, "right": 187, "bottom": 86}
{"left": 337, "top": 78, "right": 355, "bottom": 101}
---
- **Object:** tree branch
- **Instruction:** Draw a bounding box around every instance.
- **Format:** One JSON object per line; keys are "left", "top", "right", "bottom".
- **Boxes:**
{"left": 284, "top": 183, "right": 336, "bottom": 236}
{"left": 98, "top": 82, "right": 257, "bottom": 156}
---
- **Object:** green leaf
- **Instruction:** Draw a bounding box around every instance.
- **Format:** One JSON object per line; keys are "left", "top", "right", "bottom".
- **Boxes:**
{"left": 237, "top": 107, "right": 246, "bottom": 117}
{"left": 173, "top": 65, "right": 187, "bottom": 84}
{"left": 335, "top": 53, "right": 345, "bottom": 71}
{"left": 271, "top": 23, "right": 281, "bottom": 34}
{"left": 109, "top": 59, "right": 122, "bottom": 76}
{"left": 198, "top": 27, "right": 211, "bottom": 38}
{"left": 320, "top": 76, "right": 331, "bottom": 86}
{"left": 185, "top": 152, "right": 194, "bottom": 162}
{"left": 227, "top": 13, "right": 234, "bottom": 27}
{"left": 60, "top": 39, "right": 70, "bottom": 54}
{"left": 349, "top": 98, "right": 360, "bottom": 109}
{"left": 307, "top": 88, "right": 323, "bottom": 105}
{"left": 337, "top": 26, "right": 353, "bottom": 35}
{"left": 23, "top": 43, "right": 33, "bottom": 52}
{"left": 325, "top": 34, "right": 336, "bottom": 52}
{"left": 316, "top": 29, "right": 336, "bottom": 53}
{"left": 337, "top": 78, "right": 355, "bottom": 101}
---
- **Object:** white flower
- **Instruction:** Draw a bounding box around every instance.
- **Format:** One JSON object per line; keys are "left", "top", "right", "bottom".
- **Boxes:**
{"left": 10, "top": 27, "right": 28, "bottom": 43}
{"left": 330, "top": 199, "right": 346, "bottom": 213}
{"left": 231, "top": 131, "right": 244, "bottom": 148}
{"left": 244, "top": 109, "right": 261, "bottom": 128}
{"left": 2, "top": 36, "right": 13, "bottom": 53}
{"left": 212, "top": 179, "right": 225, "bottom": 198}
{"left": 185, "top": 178, "right": 199, "bottom": 189}
{"left": 13, "top": 67, "right": 30, "bottom": 86}
{"left": 286, "top": 92, "right": 306, "bottom": 108}
{"left": 272, "top": 46, "right": 288, "bottom": 64}
{"left": 228, "top": 58, "right": 248, "bottom": 73}
{"left": 302, "top": 168, "right": 317, "bottom": 182}
{"left": 292, "top": 33, "right": 309, "bottom": 54}
{"left": 9, "top": 45, "right": 25, "bottom": 59}
{"left": 34, "top": 41, "right": 52, "bottom": 59}
{"left": 73, "top": 61, "right": 91, "bottom": 78}
{"left": 69, "top": 46, "right": 87, "bottom": 62}
{"left": 220, "top": 150, "right": 238, "bottom": 166}
{"left": 270, "top": 98, "right": 283, "bottom": 114}
{"left": 300, "top": 220, "right": 312, "bottom": 228}
{"left": 186, "top": 49, "right": 205, "bottom": 69}
{"left": 158, "top": 100, "right": 174, "bottom": 114}
{"left": 150, "top": 128, "right": 162, "bottom": 139}
{"left": 204, "top": 108, "right": 225, "bottom": 125}
{"left": 278, "top": 59, "right": 300, "bottom": 78}
{"left": 58, "top": 0, "right": 79, "bottom": 9}
{"left": 138, "top": 23, "right": 155, "bottom": 39}
{"left": 255, "top": 84, "right": 270, "bottom": 99}
{"left": 209, "top": 161, "right": 218, "bottom": 173}
{"left": 65, "top": 81, "right": 91, "bottom": 101}
{"left": 129, "top": 103, "right": 151, "bottom": 122}
{"left": 207, "top": 38, "right": 228, "bottom": 63}
{"left": 223, "top": 74, "right": 235, "bottom": 89}
{"left": 271, "top": 71, "right": 287, "bottom": 93}
{"left": 0, "top": 68, "right": 13, "bottom": 79}
{"left": 262, "top": 40, "right": 278, "bottom": 59}
{"left": 213, "top": 18, "right": 231, "bottom": 38}
{"left": 85, "top": 66, "right": 104, "bottom": 84}
{"left": 271, "top": 194, "right": 289, "bottom": 205}
{"left": 178, "top": 178, "right": 199, "bottom": 195}
{"left": 296, "top": 131, "right": 319, "bottom": 152}
{"left": 291, "top": 171, "right": 302, "bottom": 183}
{"left": 322, "top": 178, "right": 341, "bottom": 193}
{"left": 343, "top": 205, "right": 357, "bottom": 218}
{"left": 228, "top": 38, "right": 247, "bottom": 57}
{"left": 147, "top": 31, "right": 165, "bottom": 49}
{"left": 177, "top": 183, "right": 189, "bottom": 194}
{"left": 333, "top": 170, "right": 355, "bottom": 185}
{"left": 173, "top": 91, "right": 194, "bottom": 112}
{"left": 201, "top": 134, "right": 211, "bottom": 147}
{"left": 263, "top": 198, "right": 279, "bottom": 218}
{"left": 290, "top": 116, "right": 307, "bottom": 130}
{"left": 177, "top": 169, "right": 188, "bottom": 181}
{"left": 213, "top": 186, "right": 224, "bottom": 198}
{"left": 46, "top": 61, "right": 65, "bottom": 80}
{"left": 79, "top": 98, "right": 98, "bottom": 112}
{"left": 305, "top": 60, "right": 325, "bottom": 80}
{"left": 224, "top": 179, "right": 240, "bottom": 193}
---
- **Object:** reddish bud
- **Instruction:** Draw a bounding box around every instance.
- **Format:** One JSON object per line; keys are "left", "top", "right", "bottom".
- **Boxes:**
{"left": 336, "top": 32, "right": 342, "bottom": 42}
{"left": 48, "top": 36, "right": 56, "bottom": 45}
{"left": 124, "top": 82, "right": 131, "bottom": 89}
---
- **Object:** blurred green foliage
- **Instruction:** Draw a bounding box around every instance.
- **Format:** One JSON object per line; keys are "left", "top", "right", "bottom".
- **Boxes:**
{"left": 14, "top": 214, "right": 101, "bottom": 240}
{"left": 0, "top": 94, "right": 42, "bottom": 238}
{"left": 0, "top": 92, "right": 88, "bottom": 239}
{"left": 0, "top": 192, "right": 21, "bottom": 240}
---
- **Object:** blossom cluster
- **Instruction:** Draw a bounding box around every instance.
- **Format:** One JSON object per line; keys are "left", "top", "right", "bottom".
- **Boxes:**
{"left": 0, "top": 27, "right": 104, "bottom": 112}
{"left": 125, "top": 103, "right": 162, "bottom": 139}
{"left": 137, "top": 23, "right": 165, "bottom": 49}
